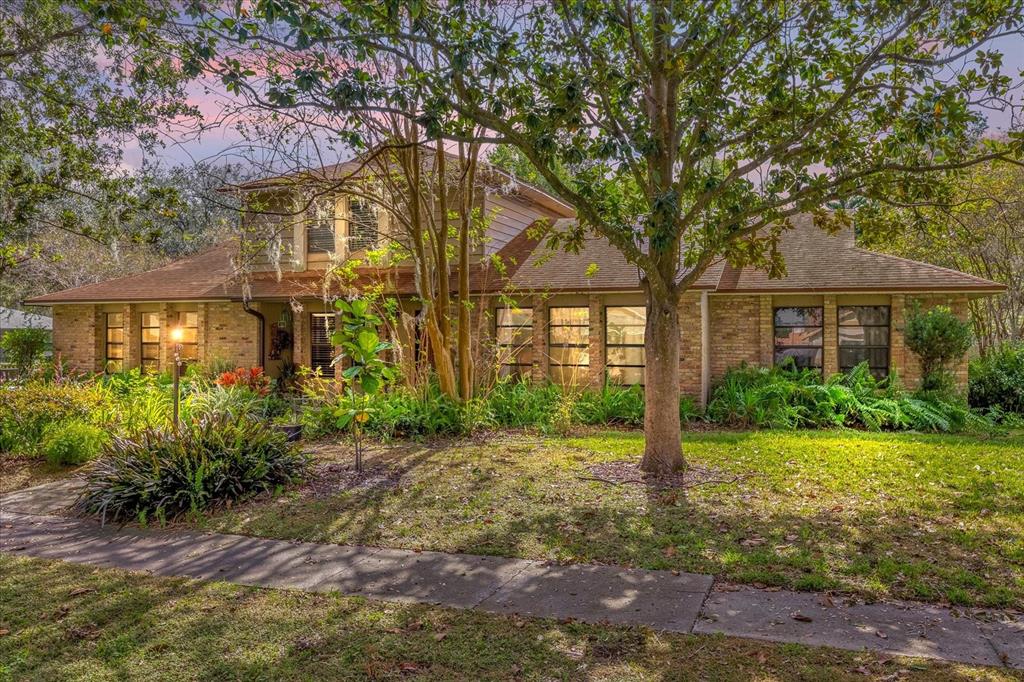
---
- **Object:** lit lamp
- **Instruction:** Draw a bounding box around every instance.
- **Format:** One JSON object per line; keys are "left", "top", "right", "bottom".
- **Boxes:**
{"left": 170, "top": 326, "right": 184, "bottom": 432}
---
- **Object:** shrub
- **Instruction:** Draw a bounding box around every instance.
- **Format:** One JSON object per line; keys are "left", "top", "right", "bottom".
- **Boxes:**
{"left": 41, "top": 420, "right": 107, "bottom": 466}
{"left": 486, "top": 379, "right": 560, "bottom": 428}
{"left": 0, "top": 327, "right": 50, "bottom": 377}
{"left": 904, "top": 303, "right": 972, "bottom": 391}
{"left": 0, "top": 381, "right": 109, "bottom": 455}
{"left": 215, "top": 367, "right": 272, "bottom": 396}
{"left": 572, "top": 385, "right": 645, "bottom": 427}
{"left": 76, "top": 414, "right": 309, "bottom": 524}
{"left": 969, "top": 343, "right": 1024, "bottom": 415}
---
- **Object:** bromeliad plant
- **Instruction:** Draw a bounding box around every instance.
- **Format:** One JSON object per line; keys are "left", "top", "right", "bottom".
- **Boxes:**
{"left": 330, "top": 298, "right": 397, "bottom": 472}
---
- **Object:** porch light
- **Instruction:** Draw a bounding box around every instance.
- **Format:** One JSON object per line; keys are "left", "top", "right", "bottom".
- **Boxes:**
{"left": 170, "top": 326, "right": 184, "bottom": 343}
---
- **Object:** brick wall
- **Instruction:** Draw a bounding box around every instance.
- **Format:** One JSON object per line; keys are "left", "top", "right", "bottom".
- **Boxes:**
{"left": 51, "top": 305, "right": 101, "bottom": 372}
{"left": 678, "top": 292, "right": 703, "bottom": 399}
{"left": 205, "top": 302, "right": 259, "bottom": 368}
{"left": 708, "top": 295, "right": 765, "bottom": 382}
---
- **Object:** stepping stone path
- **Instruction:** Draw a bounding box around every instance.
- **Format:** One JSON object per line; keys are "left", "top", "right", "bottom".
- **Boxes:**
{"left": 1, "top": 480, "right": 1021, "bottom": 669}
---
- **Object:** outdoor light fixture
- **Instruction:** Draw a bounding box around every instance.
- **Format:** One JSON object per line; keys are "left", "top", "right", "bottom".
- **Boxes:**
{"left": 171, "top": 326, "right": 184, "bottom": 432}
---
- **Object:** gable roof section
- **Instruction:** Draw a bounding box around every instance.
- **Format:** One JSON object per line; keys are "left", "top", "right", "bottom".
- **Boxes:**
{"left": 25, "top": 214, "right": 1003, "bottom": 305}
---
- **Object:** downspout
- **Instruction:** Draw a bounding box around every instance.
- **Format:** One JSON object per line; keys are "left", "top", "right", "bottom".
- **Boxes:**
{"left": 700, "top": 291, "right": 710, "bottom": 409}
{"left": 242, "top": 301, "right": 266, "bottom": 368}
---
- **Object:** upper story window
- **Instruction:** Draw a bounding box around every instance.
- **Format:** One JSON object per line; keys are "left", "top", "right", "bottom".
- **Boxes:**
{"left": 773, "top": 306, "right": 823, "bottom": 371}
{"left": 548, "top": 306, "right": 589, "bottom": 385}
{"left": 606, "top": 306, "right": 646, "bottom": 386}
{"left": 347, "top": 197, "right": 379, "bottom": 252}
{"left": 306, "top": 198, "right": 337, "bottom": 254}
{"left": 495, "top": 306, "right": 533, "bottom": 379}
{"left": 839, "top": 305, "right": 890, "bottom": 378}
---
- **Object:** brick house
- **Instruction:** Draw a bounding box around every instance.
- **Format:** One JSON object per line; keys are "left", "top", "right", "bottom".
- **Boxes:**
{"left": 26, "top": 176, "right": 1004, "bottom": 405}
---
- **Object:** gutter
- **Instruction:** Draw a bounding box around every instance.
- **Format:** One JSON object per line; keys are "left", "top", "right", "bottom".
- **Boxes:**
{"left": 241, "top": 301, "right": 266, "bottom": 368}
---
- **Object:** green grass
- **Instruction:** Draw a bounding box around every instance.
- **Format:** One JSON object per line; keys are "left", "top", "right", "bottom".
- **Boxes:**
{"left": 1, "top": 555, "right": 1019, "bottom": 681}
{"left": 181, "top": 429, "right": 1024, "bottom": 609}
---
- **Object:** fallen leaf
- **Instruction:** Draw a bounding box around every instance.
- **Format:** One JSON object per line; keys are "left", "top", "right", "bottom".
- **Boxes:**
{"left": 0, "top": 628, "right": 9, "bottom": 637}
{"left": 68, "top": 588, "right": 94, "bottom": 597}
{"left": 792, "top": 613, "right": 814, "bottom": 623}
{"left": 875, "top": 630, "right": 889, "bottom": 640}
{"left": 399, "top": 662, "right": 419, "bottom": 673}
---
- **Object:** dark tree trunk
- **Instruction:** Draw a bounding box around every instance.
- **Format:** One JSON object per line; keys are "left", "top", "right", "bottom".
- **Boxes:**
{"left": 641, "top": 283, "right": 685, "bottom": 474}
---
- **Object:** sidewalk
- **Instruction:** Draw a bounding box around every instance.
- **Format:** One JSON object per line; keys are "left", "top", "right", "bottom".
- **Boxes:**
{"left": 1, "top": 481, "right": 1021, "bottom": 669}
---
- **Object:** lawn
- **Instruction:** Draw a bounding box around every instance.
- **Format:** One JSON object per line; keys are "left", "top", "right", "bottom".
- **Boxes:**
{"left": 1, "top": 555, "right": 1020, "bottom": 681}
{"left": 183, "top": 429, "right": 1024, "bottom": 609}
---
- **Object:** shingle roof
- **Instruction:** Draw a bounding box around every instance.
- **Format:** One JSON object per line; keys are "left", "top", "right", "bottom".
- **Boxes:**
{"left": 25, "top": 214, "right": 1003, "bottom": 305}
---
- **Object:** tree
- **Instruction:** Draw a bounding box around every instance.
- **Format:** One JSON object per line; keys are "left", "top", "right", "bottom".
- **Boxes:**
{"left": 904, "top": 303, "right": 973, "bottom": 391}
{"left": 1, "top": 0, "right": 196, "bottom": 288}
{"left": 860, "top": 159, "right": 1024, "bottom": 351}
{"left": 0, "top": 327, "right": 49, "bottom": 377}
{"left": 179, "top": 0, "right": 1024, "bottom": 473}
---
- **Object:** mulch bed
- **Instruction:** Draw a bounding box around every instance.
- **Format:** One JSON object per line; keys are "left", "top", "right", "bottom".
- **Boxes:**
{"left": 299, "top": 462, "right": 405, "bottom": 498}
{"left": 582, "top": 460, "right": 748, "bottom": 490}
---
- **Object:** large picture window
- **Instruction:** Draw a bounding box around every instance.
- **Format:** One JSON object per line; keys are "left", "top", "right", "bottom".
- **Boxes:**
{"left": 839, "top": 305, "right": 890, "bottom": 378}
{"left": 105, "top": 312, "right": 124, "bottom": 372}
{"left": 606, "top": 306, "right": 645, "bottom": 386}
{"left": 306, "top": 198, "right": 336, "bottom": 254}
{"left": 310, "top": 313, "right": 336, "bottom": 376}
{"left": 774, "top": 306, "right": 823, "bottom": 371}
{"left": 495, "top": 306, "right": 533, "bottom": 379}
{"left": 548, "top": 306, "right": 589, "bottom": 385}
{"left": 141, "top": 312, "right": 160, "bottom": 372}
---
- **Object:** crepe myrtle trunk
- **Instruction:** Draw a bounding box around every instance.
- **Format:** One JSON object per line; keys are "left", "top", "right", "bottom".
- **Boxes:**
{"left": 641, "top": 281, "right": 685, "bottom": 474}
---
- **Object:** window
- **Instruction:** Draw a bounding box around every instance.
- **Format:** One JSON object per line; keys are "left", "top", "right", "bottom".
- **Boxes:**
{"left": 548, "top": 306, "right": 589, "bottom": 384}
{"left": 306, "top": 198, "right": 336, "bottom": 254}
{"left": 839, "top": 305, "right": 890, "bottom": 378}
{"left": 310, "top": 313, "right": 336, "bottom": 376}
{"left": 347, "top": 197, "right": 379, "bottom": 251}
{"left": 495, "top": 306, "right": 533, "bottom": 378}
{"left": 606, "top": 306, "right": 645, "bottom": 385}
{"left": 141, "top": 313, "right": 160, "bottom": 372}
{"left": 176, "top": 311, "right": 199, "bottom": 363}
{"left": 774, "top": 306, "right": 823, "bottom": 371}
{"left": 105, "top": 312, "right": 124, "bottom": 372}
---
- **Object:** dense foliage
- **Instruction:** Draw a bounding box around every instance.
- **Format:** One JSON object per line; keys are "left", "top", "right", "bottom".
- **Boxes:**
{"left": 706, "top": 363, "right": 990, "bottom": 433}
{"left": 969, "top": 343, "right": 1024, "bottom": 416}
{"left": 40, "top": 419, "right": 106, "bottom": 466}
{"left": 75, "top": 414, "right": 308, "bottom": 524}
{"left": 0, "top": 327, "right": 49, "bottom": 375}
{"left": 904, "top": 304, "right": 973, "bottom": 390}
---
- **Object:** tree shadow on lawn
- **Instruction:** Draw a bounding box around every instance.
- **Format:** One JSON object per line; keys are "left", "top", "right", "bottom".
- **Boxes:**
{"left": 193, "top": 432, "right": 1024, "bottom": 610}
{"left": 0, "top": 555, "right": 1011, "bottom": 681}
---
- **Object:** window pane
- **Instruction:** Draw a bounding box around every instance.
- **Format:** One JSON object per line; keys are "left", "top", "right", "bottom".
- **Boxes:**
{"left": 551, "top": 365, "right": 588, "bottom": 385}
{"left": 606, "top": 306, "right": 646, "bottom": 327}
{"left": 774, "top": 307, "right": 823, "bottom": 327}
{"left": 838, "top": 327, "right": 889, "bottom": 347}
{"left": 607, "top": 366, "right": 644, "bottom": 386}
{"left": 180, "top": 328, "right": 198, "bottom": 344}
{"left": 840, "top": 347, "right": 889, "bottom": 370}
{"left": 107, "top": 313, "right": 124, "bottom": 327}
{"left": 607, "top": 325, "right": 645, "bottom": 345}
{"left": 141, "top": 312, "right": 160, "bottom": 327}
{"left": 106, "top": 345, "right": 124, "bottom": 359}
{"left": 348, "top": 198, "right": 379, "bottom": 251}
{"left": 838, "top": 306, "right": 889, "bottom": 326}
{"left": 499, "top": 346, "right": 533, "bottom": 365}
{"left": 774, "top": 326, "right": 823, "bottom": 347}
{"left": 549, "top": 307, "right": 589, "bottom": 326}
{"left": 107, "top": 328, "right": 124, "bottom": 343}
{"left": 141, "top": 345, "right": 160, "bottom": 360}
{"left": 550, "top": 346, "right": 589, "bottom": 366}
{"left": 607, "top": 346, "right": 645, "bottom": 366}
{"left": 774, "top": 347, "right": 822, "bottom": 369}
{"left": 181, "top": 343, "right": 199, "bottom": 362}
{"left": 550, "top": 326, "right": 588, "bottom": 345}
{"left": 497, "top": 307, "right": 532, "bottom": 328}
{"left": 141, "top": 328, "right": 160, "bottom": 343}
{"left": 496, "top": 327, "right": 532, "bottom": 346}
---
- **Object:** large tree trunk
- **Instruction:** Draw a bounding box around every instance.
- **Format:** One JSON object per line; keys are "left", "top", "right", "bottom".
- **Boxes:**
{"left": 641, "top": 283, "right": 685, "bottom": 474}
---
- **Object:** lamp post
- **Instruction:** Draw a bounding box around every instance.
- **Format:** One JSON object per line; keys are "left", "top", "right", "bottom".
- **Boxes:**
{"left": 170, "top": 326, "right": 184, "bottom": 432}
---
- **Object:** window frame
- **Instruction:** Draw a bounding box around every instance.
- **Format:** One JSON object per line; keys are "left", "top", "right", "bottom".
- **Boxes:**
{"left": 176, "top": 311, "right": 199, "bottom": 363}
{"left": 140, "top": 312, "right": 160, "bottom": 372}
{"left": 547, "top": 306, "right": 590, "bottom": 384}
{"left": 604, "top": 305, "right": 646, "bottom": 386}
{"left": 346, "top": 196, "right": 380, "bottom": 252}
{"left": 773, "top": 306, "right": 824, "bottom": 371}
{"left": 310, "top": 312, "right": 337, "bottom": 376}
{"left": 838, "top": 305, "right": 891, "bottom": 378}
{"left": 495, "top": 306, "right": 533, "bottom": 379}
{"left": 105, "top": 312, "right": 124, "bottom": 373}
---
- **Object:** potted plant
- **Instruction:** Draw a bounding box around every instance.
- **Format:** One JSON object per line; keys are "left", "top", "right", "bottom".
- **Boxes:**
{"left": 272, "top": 397, "right": 304, "bottom": 442}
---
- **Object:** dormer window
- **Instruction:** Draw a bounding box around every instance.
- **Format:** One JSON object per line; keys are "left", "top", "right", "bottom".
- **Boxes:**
{"left": 306, "top": 198, "right": 337, "bottom": 254}
{"left": 347, "top": 197, "right": 379, "bottom": 252}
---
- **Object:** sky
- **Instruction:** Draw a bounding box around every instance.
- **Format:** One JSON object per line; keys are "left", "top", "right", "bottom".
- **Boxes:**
{"left": 121, "top": 34, "right": 1024, "bottom": 174}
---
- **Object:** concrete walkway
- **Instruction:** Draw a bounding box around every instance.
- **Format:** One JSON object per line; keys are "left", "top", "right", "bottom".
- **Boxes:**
{"left": 1, "top": 481, "right": 1021, "bottom": 669}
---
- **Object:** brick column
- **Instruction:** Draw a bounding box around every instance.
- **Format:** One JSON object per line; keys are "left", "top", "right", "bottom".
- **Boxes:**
{"left": 92, "top": 305, "right": 104, "bottom": 373}
{"left": 587, "top": 295, "right": 604, "bottom": 388}
{"left": 758, "top": 296, "right": 774, "bottom": 366}
{"left": 121, "top": 304, "right": 138, "bottom": 370}
{"left": 950, "top": 294, "right": 970, "bottom": 393}
{"left": 531, "top": 299, "right": 548, "bottom": 384}
{"left": 158, "top": 303, "right": 172, "bottom": 370}
{"left": 196, "top": 303, "right": 208, "bottom": 365}
{"left": 889, "top": 294, "right": 908, "bottom": 384}
{"left": 292, "top": 305, "right": 309, "bottom": 368}
{"left": 823, "top": 295, "right": 838, "bottom": 378}
{"left": 678, "top": 292, "right": 703, "bottom": 399}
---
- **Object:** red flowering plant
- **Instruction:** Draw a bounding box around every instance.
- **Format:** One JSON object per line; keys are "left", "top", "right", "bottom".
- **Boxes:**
{"left": 215, "top": 367, "right": 272, "bottom": 396}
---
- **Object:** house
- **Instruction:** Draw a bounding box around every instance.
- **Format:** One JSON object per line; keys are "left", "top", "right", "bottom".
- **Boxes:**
{"left": 25, "top": 167, "right": 1004, "bottom": 404}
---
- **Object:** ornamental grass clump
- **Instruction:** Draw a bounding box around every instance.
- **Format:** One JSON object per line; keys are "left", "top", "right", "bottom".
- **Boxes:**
{"left": 75, "top": 414, "right": 309, "bottom": 524}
